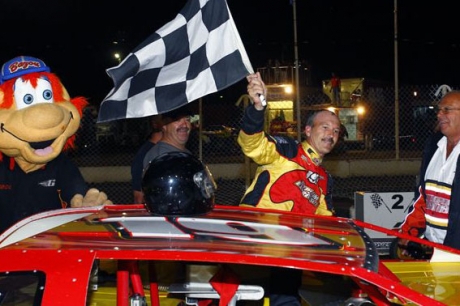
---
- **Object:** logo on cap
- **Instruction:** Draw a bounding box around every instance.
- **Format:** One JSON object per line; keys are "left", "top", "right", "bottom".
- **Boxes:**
{"left": 1, "top": 56, "right": 50, "bottom": 84}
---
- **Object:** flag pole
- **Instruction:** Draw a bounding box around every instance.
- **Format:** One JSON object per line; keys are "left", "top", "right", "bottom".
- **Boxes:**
{"left": 292, "top": 0, "right": 301, "bottom": 142}
{"left": 199, "top": 98, "right": 203, "bottom": 160}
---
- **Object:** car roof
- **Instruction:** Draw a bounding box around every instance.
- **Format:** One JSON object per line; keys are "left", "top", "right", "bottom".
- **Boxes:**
{"left": 0, "top": 205, "right": 459, "bottom": 305}
{"left": 0, "top": 205, "right": 376, "bottom": 270}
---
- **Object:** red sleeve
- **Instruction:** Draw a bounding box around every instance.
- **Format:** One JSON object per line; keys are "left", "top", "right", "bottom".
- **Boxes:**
{"left": 400, "top": 186, "right": 427, "bottom": 237}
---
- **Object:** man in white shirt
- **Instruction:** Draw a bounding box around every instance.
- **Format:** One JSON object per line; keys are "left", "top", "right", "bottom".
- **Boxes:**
{"left": 398, "top": 90, "right": 460, "bottom": 253}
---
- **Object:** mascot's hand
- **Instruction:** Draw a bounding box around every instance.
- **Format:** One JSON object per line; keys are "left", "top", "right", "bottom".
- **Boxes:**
{"left": 70, "top": 188, "right": 113, "bottom": 208}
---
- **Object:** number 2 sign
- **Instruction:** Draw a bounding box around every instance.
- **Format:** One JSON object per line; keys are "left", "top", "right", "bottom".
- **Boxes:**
{"left": 353, "top": 192, "right": 413, "bottom": 239}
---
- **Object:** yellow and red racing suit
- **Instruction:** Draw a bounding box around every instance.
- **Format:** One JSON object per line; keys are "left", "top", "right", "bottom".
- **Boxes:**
{"left": 237, "top": 106, "right": 334, "bottom": 216}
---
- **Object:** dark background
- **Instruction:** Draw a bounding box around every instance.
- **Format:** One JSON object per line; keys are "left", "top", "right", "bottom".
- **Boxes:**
{"left": 1, "top": 0, "right": 458, "bottom": 106}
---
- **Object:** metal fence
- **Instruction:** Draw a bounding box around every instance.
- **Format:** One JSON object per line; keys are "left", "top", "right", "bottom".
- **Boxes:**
{"left": 70, "top": 83, "right": 451, "bottom": 206}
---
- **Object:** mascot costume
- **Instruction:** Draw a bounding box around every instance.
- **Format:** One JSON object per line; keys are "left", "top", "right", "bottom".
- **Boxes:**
{"left": 0, "top": 56, "right": 112, "bottom": 233}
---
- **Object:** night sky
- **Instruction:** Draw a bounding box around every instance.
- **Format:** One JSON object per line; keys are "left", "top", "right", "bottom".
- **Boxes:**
{"left": 1, "top": 0, "right": 459, "bottom": 105}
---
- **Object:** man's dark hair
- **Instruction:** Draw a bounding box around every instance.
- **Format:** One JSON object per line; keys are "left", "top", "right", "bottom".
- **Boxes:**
{"left": 305, "top": 109, "right": 337, "bottom": 127}
{"left": 162, "top": 106, "right": 193, "bottom": 125}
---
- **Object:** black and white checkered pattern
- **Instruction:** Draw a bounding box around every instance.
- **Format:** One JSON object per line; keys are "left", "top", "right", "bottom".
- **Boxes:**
{"left": 98, "top": 0, "right": 253, "bottom": 123}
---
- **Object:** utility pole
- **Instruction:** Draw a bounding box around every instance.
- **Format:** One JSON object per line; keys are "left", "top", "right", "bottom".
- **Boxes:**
{"left": 394, "top": 0, "right": 400, "bottom": 159}
{"left": 292, "top": 0, "right": 301, "bottom": 142}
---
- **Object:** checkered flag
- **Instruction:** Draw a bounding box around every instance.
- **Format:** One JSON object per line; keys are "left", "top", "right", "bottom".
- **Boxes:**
{"left": 370, "top": 193, "right": 392, "bottom": 213}
{"left": 98, "top": 0, "right": 254, "bottom": 122}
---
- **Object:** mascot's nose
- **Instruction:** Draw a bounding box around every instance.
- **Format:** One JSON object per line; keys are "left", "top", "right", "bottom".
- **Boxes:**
{"left": 23, "top": 103, "right": 68, "bottom": 129}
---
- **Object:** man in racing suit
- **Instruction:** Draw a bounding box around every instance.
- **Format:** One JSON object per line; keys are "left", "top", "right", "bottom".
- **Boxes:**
{"left": 238, "top": 72, "right": 341, "bottom": 216}
{"left": 238, "top": 72, "right": 341, "bottom": 306}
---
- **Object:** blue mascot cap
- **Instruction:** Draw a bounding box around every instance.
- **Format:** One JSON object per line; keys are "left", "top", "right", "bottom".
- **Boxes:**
{"left": 1, "top": 56, "right": 50, "bottom": 84}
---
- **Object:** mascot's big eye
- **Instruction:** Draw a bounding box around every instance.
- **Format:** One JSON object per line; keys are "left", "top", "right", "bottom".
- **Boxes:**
{"left": 42, "top": 89, "right": 53, "bottom": 101}
{"left": 23, "top": 94, "right": 34, "bottom": 105}
{"left": 14, "top": 77, "right": 54, "bottom": 110}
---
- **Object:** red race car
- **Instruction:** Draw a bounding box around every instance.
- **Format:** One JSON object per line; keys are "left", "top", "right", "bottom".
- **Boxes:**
{"left": 0, "top": 204, "right": 459, "bottom": 306}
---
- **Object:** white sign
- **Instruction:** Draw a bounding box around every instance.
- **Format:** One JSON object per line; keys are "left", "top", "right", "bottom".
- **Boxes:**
{"left": 354, "top": 192, "right": 413, "bottom": 239}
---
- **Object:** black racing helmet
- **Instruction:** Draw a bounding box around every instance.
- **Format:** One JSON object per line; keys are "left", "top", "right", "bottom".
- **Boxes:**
{"left": 142, "top": 151, "right": 217, "bottom": 216}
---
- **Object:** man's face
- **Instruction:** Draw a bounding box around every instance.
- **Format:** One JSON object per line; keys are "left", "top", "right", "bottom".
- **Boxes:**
{"left": 436, "top": 93, "right": 460, "bottom": 141}
{"left": 304, "top": 111, "right": 341, "bottom": 156}
{"left": 163, "top": 115, "right": 192, "bottom": 146}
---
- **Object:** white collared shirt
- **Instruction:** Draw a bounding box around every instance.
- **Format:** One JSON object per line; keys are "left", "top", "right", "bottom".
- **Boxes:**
{"left": 423, "top": 136, "right": 460, "bottom": 243}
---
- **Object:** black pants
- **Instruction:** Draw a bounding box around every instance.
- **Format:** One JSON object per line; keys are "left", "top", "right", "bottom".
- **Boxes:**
{"left": 269, "top": 267, "right": 302, "bottom": 306}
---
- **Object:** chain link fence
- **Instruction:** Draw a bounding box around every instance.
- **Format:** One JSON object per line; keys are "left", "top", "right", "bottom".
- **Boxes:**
{"left": 70, "top": 83, "right": 452, "bottom": 206}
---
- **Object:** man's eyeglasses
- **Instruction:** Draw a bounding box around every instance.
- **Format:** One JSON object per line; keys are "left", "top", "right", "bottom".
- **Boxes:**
{"left": 435, "top": 106, "right": 460, "bottom": 114}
